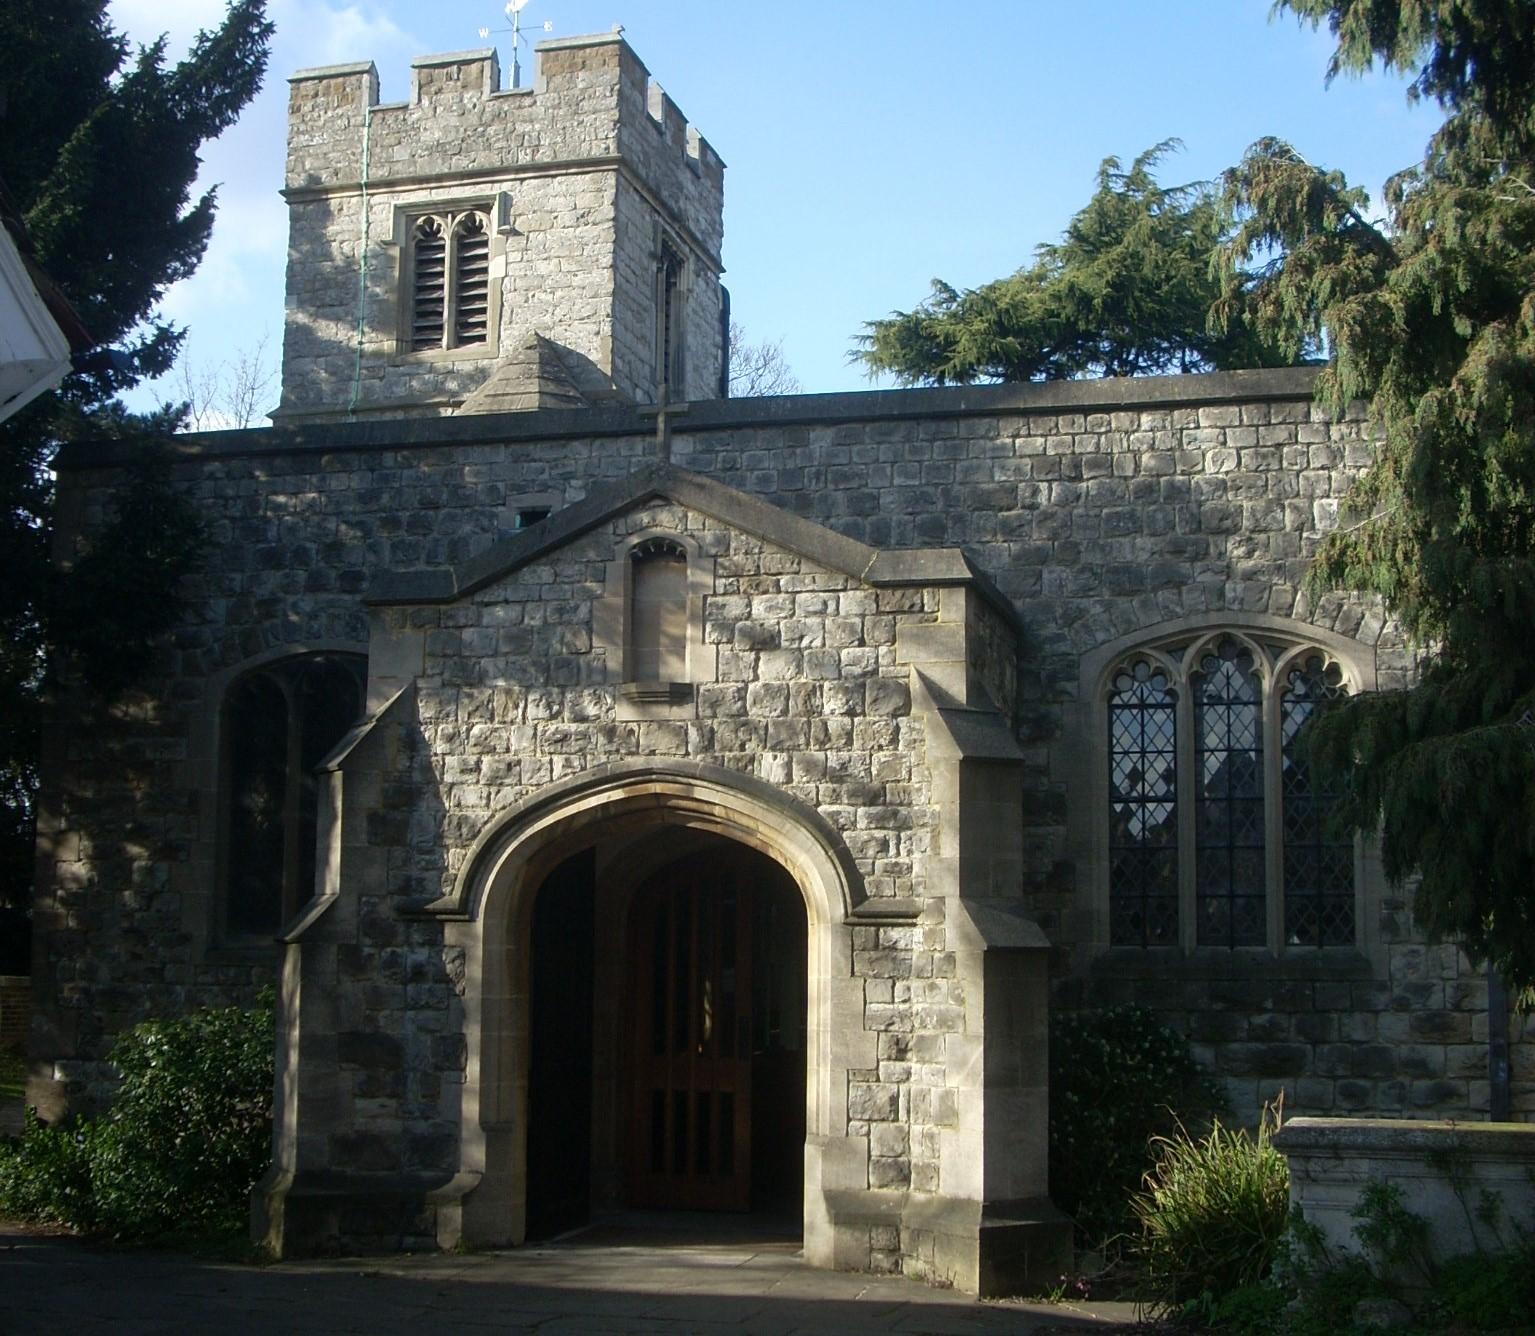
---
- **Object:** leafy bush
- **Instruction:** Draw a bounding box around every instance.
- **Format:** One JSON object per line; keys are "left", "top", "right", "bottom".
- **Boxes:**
{"left": 1049, "top": 1004, "right": 1226, "bottom": 1244}
{"left": 0, "top": 995, "right": 274, "bottom": 1241}
{"left": 1130, "top": 1101, "right": 1290, "bottom": 1321}
{"left": 1429, "top": 1245, "right": 1535, "bottom": 1329}
{"left": 1205, "top": 1175, "right": 1535, "bottom": 1334}
{"left": 0, "top": 1109, "right": 100, "bottom": 1228}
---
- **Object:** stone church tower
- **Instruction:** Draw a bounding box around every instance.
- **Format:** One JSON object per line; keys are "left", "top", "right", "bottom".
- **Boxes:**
{"left": 27, "top": 29, "right": 1534, "bottom": 1303}
{"left": 277, "top": 33, "right": 725, "bottom": 422}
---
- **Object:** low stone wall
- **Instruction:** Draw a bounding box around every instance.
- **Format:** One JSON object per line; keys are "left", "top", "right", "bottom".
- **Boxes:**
{"left": 0, "top": 976, "right": 29, "bottom": 1053}
{"left": 1274, "top": 1117, "right": 1535, "bottom": 1265}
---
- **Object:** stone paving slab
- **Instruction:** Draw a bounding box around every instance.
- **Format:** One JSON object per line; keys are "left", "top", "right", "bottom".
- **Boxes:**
{"left": 0, "top": 1219, "right": 1142, "bottom": 1334}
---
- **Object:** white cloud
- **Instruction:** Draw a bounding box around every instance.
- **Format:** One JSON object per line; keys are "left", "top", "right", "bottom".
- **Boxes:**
{"left": 269, "top": 0, "right": 418, "bottom": 73}
{"left": 108, "top": 1, "right": 420, "bottom": 71}
{"left": 107, "top": 0, "right": 228, "bottom": 58}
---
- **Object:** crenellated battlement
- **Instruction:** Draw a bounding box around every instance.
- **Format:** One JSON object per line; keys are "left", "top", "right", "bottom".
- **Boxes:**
{"left": 285, "top": 32, "right": 724, "bottom": 209}
{"left": 278, "top": 31, "right": 727, "bottom": 423}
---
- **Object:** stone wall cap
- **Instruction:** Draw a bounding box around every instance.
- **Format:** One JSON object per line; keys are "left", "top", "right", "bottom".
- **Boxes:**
{"left": 53, "top": 367, "right": 1327, "bottom": 472}
{"left": 536, "top": 32, "right": 627, "bottom": 52}
{"left": 288, "top": 60, "right": 377, "bottom": 81}
{"left": 410, "top": 48, "right": 496, "bottom": 68}
{"left": 1274, "top": 1116, "right": 1535, "bottom": 1159}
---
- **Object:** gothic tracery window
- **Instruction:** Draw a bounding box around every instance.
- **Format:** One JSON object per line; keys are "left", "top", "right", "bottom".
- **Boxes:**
{"left": 1105, "top": 631, "right": 1355, "bottom": 950}
{"left": 221, "top": 653, "right": 367, "bottom": 939}
{"left": 409, "top": 210, "right": 491, "bottom": 352}
{"left": 1107, "top": 659, "right": 1178, "bottom": 947}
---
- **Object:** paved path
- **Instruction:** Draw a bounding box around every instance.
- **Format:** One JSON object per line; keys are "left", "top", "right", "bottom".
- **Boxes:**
{"left": 0, "top": 1218, "right": 1142, "bottom": 1334}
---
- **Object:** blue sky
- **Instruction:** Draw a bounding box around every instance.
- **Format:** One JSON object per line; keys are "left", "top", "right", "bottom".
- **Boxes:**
{"left": 106, "top": 0, "right": 1441, "bottom": 412}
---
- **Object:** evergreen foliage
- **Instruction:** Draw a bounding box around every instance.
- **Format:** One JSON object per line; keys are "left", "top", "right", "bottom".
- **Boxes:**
{"left": 0, "top": 997, "right": 275, "bottom": 1240}
{"left": 0, "top": 1, "right": 272, "bottom": 929}
{"left": 1048, "top": 1004, "right": 1226, "bottom": 1246}
{"left": 855, "top": 142, "right": 1290, "bottom": 385}
{"left": 1217, "top": 1, "right": 1535, "bottom": 992}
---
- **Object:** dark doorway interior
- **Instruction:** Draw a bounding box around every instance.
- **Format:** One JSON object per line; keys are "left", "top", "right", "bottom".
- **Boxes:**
{"left": 525, "top": 847, "right": 596, "bottom": 1240}
{"left": 627, "top": 844, "right": 806, "bottom": 1217}
{"left": 749, "top": 875, "right": 807, "bottom": 1215}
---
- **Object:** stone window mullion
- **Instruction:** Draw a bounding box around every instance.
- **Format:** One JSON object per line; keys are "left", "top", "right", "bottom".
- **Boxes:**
{"left": 1262, "top": 661, "right": 1285, "bottom": 955}
{"left": 1175, "top": 662, "right": 1198, "bottom": 953}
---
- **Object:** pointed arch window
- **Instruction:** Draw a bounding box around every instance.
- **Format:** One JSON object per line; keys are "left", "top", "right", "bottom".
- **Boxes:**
{"left": 409, "top": 209, "right": 492, "bottom": 352}
{"left": 629, "top": 537, "right": 688, "bottom": 683}
{"left": 220, "top": 653, "right": 367, "bottom": 939}
{"left": 655, "top": 239, "right": 685, "bottom": 398}
{"left": 1105, "top": 631, "right": 1356, "bottom": 951}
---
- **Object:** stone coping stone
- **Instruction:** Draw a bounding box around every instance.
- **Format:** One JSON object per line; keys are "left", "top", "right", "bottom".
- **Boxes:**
{"left": 1274, "top": 1116, "right": 1535, "bottom": 1159}
{"left": 55, "top": 366, "right": 1323, "bottom": 470}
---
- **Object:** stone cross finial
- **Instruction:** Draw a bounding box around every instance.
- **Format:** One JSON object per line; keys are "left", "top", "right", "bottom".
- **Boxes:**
{"left": 639, "top": 391, "right": 688, "bottom": 463}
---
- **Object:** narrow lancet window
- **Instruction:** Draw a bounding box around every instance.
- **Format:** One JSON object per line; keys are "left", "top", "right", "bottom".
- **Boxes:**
{"left": 1108, "top": 659, "right": 1179, "bottom": 946}
{"left": 656, "top": 242, "right": 684, "bottom": 397}
{"left": 410, "top": 217, "right": 447, "bottom": 351}
{"left": 630, "top": 539, "right": 687, "bottom": 682}
{"left": 222, "top": 653, "right": 366, "bottom": 939}
{"left": 1280, "top": 654, "right": 1353, "bottom": 946}
{"left": 452, "top": 213, "right": 490, "bottom": 346}
{"left": 1193, "top": 638, "right": 1265, "bottom": 947}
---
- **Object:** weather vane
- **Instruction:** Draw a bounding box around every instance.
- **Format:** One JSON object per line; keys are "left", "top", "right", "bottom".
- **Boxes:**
{"left": 479, "top": 0, "right": 552, "bottom": 91}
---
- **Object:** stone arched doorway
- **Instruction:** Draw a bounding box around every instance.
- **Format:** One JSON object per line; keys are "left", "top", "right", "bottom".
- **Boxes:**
{"left": 440, "top": 763, "right": 858, "bottom": 1254}
{"left": 523, "top": 834, "right": 807, "bottom": 1238}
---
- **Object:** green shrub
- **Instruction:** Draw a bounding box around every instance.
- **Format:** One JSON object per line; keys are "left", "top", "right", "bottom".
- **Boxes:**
{"left": 0, "top": 1109, "right": 101, "bottom": 1229}
{"left": 1049, "top": 1004, "right": 1226, "bottom": 1244}
{"left": 1429, "top": 1245, "right": 1535, "bottom": 1329}
{"left": 1130, "top": 1101, "right": 1290, "bottom": 1321}
{"left": 1205, "top": 1174, "right": 1535, "bottom": 1334}
{"left": 0, "top": 994, "right": 274, "bottom": 1242}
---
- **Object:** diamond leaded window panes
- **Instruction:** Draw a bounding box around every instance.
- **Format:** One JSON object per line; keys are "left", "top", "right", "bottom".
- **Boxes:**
{"left": 1194, "top": 638, "right": 1265, "bottom": 947}
{"left": 1108, "top": 659, "right": 1179, "bottom": 946}
{"left": 1102, "top": 631, "right": 1358, "bottom": 952}
{"left": 1281, "top": 654, "right": 1353, "bottom": 946}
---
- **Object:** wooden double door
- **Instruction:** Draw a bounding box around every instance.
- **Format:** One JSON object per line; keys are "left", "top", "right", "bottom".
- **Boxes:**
{"left": 627, "top": 848, "right": 805, "bottom": 1212}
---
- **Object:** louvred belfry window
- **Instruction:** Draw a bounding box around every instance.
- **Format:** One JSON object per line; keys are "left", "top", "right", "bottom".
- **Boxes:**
{"left": 452, "top": 213, "right": 490, "bottom": 345}
{"left": 409, "top": 209, "right": 491, "bottom": 352}
{"left": 1105, "top": 631, "right": 1357, "bottom": 951}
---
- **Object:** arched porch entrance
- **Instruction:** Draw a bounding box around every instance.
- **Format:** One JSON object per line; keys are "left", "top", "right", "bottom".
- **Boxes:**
{"left": 442, "top": 764, "right": 859, "bottom": 1255}
{"left": 525, "top": 835, "right": 806, "bottom": 1238}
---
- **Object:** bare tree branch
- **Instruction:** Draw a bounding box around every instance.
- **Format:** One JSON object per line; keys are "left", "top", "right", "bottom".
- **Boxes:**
{"left": 176, "top": 335, "right": 278, "bottom": 431}
{"left": 727, "top": 322, "right": 801, "bottom": 397}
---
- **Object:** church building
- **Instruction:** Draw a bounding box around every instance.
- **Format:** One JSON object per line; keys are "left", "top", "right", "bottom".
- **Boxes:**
{"left": 28, "top": 32, "right": 1531, "bottom": 1295}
